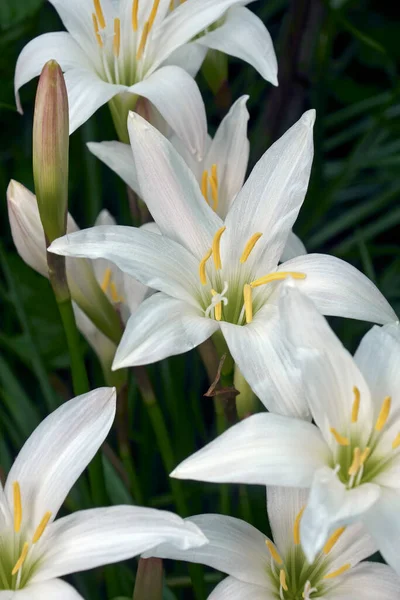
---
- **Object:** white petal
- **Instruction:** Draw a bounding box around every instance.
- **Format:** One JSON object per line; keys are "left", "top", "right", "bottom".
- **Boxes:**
{"left": 300, "top": 466, "right": 381, "bottom": 563}
{"left": 171, "top": 413, "right": 330, "bottom": 486}
{"left": 33, "top": 506, "right": 207, "bottom": 582}
{"left": 326, "top": 563, "right": 400, "bottom": 600}
{"left": 364, "top": 487, "right": 400, "bottom": 576}
{"left": 220, "top": 304, "right": 309, "bottom": 419}
{"left": 280, "top": 253, "right": 397, "bottom": 324}
{"left": 161, "top": 43, "right": 208, "bottom": 78}
{"left": 130, "top": 66, "right": 207, "bottom": 159}
{"left": 127, "top": 112, "right": 222, "bottom": 258}
{"left": 209, "top": 577, "right": 274, "bottom": 600}
{"left": 14, "top": 32, "right": 91, "bottom": 112}
{"left": 87, "top": 141, "right": 139, "bottom": 193}
{"left": 0, "top": 580, "right": 84, "bottom": 599}
{"left": 197, "top": 6, "right": 278, "bottom": 85}
{"left": 113, "top": 293, "right": 219, "bottom": 368}
{"left": 327, "top": 521, "right": 377, "bottom": 573}
{"left": 205, "top": 95, "right": 250, "bottom": 219}
{"left": 266, "top": 486, "right": 309, "bottom": 556}
{"left": 280, "top": 231, "right": 307, "bottom": 262}
{"left": 4, "top": 388, "right": 116, "bottom": 525}
{"left": 223, "top": 110, "right": 315, "bottom": 272}
{"left": 144, "top": 514, "right": 273, "bottom": 588}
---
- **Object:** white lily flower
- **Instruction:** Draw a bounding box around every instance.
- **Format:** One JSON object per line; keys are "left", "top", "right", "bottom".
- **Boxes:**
{"left": 48, "top": 110, "right": 396, "bottom": 418}
{"left": 15, "top": 0, "right": 277, "bottom": 151}
{"left": 142, "top": 486, "right": 400, "bottom": 599}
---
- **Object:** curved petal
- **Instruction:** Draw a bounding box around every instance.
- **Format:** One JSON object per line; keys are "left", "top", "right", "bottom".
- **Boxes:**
{"left": 87, "top": 141, "right": 139, "bottom": 193}
{"left": 327, "top": 522, "right": 377, "bottom": 573}
{"left": 267, "top": 486, "right": 309, "bottom": 556}
{"left": 130, "top": 66, "right": 207, "bottom": 159}
{"left": 364, "top": 487, "right": 400, "bottom": 576}
{"left": 0, "top": 579, "right": 84, "bottom": 599}
{"left": 171, "top": 413, "right": 330, "bottom": 486}
{"left": 5, "top": 388, "right": 116, "bottom": 526}
{"left": 280, "top": 253, "right": 397, "bottom": 324}
{"left": 127, "top": 112, "right": 222, "bottom": 259}
{"left": 33, "top": 506, "right": 207, "bottom": 582}
{"left": 280, "top": 231, "right": 307, "bottom": 262}
{"left": 326, "top": 562, "right": 400, "bottom": 600}
{"left": 161, "top": 43, "right": 208, "bottom": 78}
{"left": 209, "top": 576, "right": 274, "bottom": 600}
{"left": 14, "top": 32, "right": 92, "bottom": 112}
{"left": 113, "top": 293, "right": 219, "bottom": 368}
{"left": 197, "top": 6, "right": 278, "bottom": 85}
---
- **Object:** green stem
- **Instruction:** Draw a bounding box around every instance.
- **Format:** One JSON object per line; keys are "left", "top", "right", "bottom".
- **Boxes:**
{"left": 214, "top": 395, "right": 230, "bottom": 515}
{"left": 57, "top": 298, "right": 89, "bottom": 395}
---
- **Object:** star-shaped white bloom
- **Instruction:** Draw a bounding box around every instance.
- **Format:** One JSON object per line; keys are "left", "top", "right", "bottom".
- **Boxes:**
{"left": 49, "top": 110, "right": 396, "bottom": 418}
{"left": 142, "top": 486, "right": 400, "bottom": 599}
{"left": 0, "top": 388, "right": 207, "bottom": 598}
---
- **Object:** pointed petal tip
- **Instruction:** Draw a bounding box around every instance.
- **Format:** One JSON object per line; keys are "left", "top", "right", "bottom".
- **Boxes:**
{"left": 301, "top": 109, "right": 316, "bottom": 127}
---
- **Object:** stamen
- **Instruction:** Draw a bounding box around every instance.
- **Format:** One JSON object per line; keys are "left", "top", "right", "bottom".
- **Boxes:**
{"left": 243, "top": 284, "right": 253, "bottom": 324}
{"left": 169, "top": 0, "right": 174, "bottom": 9}
{"left": 293, "top": 506, "right": 305, "bottom": 545}
{"left": 11, "top": 542, "right": 29, "bottom": 576}
{"left": 348, "top": 447, "right": 361, "bottom": 476}
{"left": 211, "top": 164, "right": 218, "bottom": 187}
{"left": 265, "top": 540, "right": 283, "bottom": 565}
{"left": 360, "top": 447, "right": 370, "bottom": 464}
{"left": 323, "top": 564, "right": 351, "bottom": 579}
{"left": 101, "top": 267, "right": 112, "bottom": 293}
{"left": 201, "top": 170, "right": 209, "bottom": 202}
{"left": 250, "top": 271, "right": 306, "bottom": 288}
{"left": 110, "top": 282, "right": 124, "bottom": 303}
{"left": 209, "top": 174, "right": 218, "bottom": 212}
{"left": 32, "top": 511, "right": 52, "bottom": 543}
{"left": 148, "top": 0, "right": 161, "bottom": 30}
{"left": 199, "top": 248, "right": 212, "bottom": 285}
{"left": 392, "top": 433, "right": 400, "bottom": 450}
{"left": 212, "top": 226, "right": 226, "bottom": 270}
{"left": 351, "top": 386, "right": 360, "bottom": 423}
{"left": 132, "top": 0, "right": 139, "bottom": 30}
{"left": 330, "top": 427, "right": 350, "bottom": 446}
{"left": 323, "top": 526, "right": 345, "bottom": 554}
{"left": 113, "top": 18, "right": 121, "bottom": 58}
{"left": 92, "top": 13, "right": 103, "bottom": 47}
{"left": 93, "top": 0, "right": 106, "bottom": 29}
{"left": 136, "top": 21, "right": 150, "bottom": 59}
{"left": 375, "top": 396, "right": 391, "bottom": 431}
{"left": 240, "top": 232, "right": 263, "bottom": 263}
{"left": 280, "top": 570, "right": 288, "bottom": 592}
{"left": 13, "top": 481, "right": 22, "bottom": 533}
{"left": 211, "top": 290, "right": 222, "bottom": 321}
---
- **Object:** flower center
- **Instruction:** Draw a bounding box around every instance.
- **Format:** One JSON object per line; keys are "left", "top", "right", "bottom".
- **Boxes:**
{"left": 101, "top": 267, "right": 125, "bottom": 304}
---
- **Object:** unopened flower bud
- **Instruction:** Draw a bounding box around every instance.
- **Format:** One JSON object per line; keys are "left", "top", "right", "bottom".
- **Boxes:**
{"left": 133, "top": 558, "right": 163, "bottom": 600}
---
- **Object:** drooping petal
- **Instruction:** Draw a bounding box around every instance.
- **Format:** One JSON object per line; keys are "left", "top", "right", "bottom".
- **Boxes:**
{"left": 196, "top": 6, "right": 278, "bottom": 86}
{"left": 205, "top": 95, "right": 250, "bottom": 219}
{"left": 171, "top": 413, "right": 330, "bottom": 486}
{"left": 209, "top": 577, "right": 272, "bottom": 600}
{"left": 130, "top": 66, "right": 207, "bottom": 160}
{"left": 5, "top": 388, "right": 116, "bottom": 526}
{"left": 161, "top": 43, "right": 208, "bottom": 78}
{"left": 32, "top": 506, "right": 207, "bottom": 582}
{"left": 113, "top": 293, "right": 219, "bottom": 369}
{"left": 87, "top": 141, "right": 139, "bottom": 193}
{"left": 0, "top": 579, "right": 84, "bottom": 599}
{"left": 300, "top": 467, "right": 381, "bottom": 563}
{"left": 266, "top": 486, "right": 309, "bottom": 557}
{"left": 280, "top": 231, "right": 307, "bottom": 262}
{"left": 326, "top": 563, "right": 400, "bottom": 600}
{"left": 363, "top": 487, "right": 400, "bottom": 576}
{"left": 127, "top": 112, "right": 222, "bottom": 258}
{"left": 143, "top": 514, "right": 273, "bottom": 589}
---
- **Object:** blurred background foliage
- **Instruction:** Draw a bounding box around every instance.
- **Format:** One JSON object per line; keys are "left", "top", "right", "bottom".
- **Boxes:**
{"left": 0, "top": 0, "right": 399, "bottom": 598}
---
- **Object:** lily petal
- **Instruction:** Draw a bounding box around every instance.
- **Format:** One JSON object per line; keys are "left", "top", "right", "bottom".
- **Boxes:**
{"left": 280, "top": 231, "right": 307, "bottom": 262}
{"left": 327, "top": 521, "right": 377, "bottom": 574}
{"left": 161, "top": 43, "right": 208, "bottom": 78}
{"left": 0, "top": 579, "right": 84, "bottom": 599}
{"left": 266, "top": 487, "right": 309, "bottom": 557}
{"left": 87, "top": 141, "right": 139, "bottom": 194}
{"left": 364, "top": 487, "right": 400, "bottom": 576}
{"left": 209, "top": 577, "right": 274, "bottom": 600}
{"left": 326, "top": 562, "right": 400, "bottom": 600}
{"left": 171, "top": 413, "right": 330, "bottom": 486}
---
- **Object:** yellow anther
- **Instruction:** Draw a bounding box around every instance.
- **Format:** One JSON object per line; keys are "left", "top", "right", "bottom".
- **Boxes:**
{"left": 92, "top": 13, "right": 103, "bottom": 47}
{"left": 348, "top": 447, "right": 361, "bottom": 476}
{"left": 250, "top": 271, "right": 306, "bottom": 288}
{"left": 13, "top": 481, "right": 22, "bottom": 533}
{"left": 136, "top": 21, "right": 150, "bottom": 59}
{"left": 352, "top": 386, "right": 360, "bottom": 423}
{"left": 132, "top": 0, "right": 139, "bottom": 30}
{"left": 293, "top": 506, "right": 305, "bottom": 545}
{"left": 243, "top": 284, "right": 253, "bottom": 324}
{"left": 32, "top": 511, "right": 52, "bottom": 544}
{"left": 212, "top": 226, "right": 226, "bottom": 270}
{"left": 240, "top": 232, "right": 263, "bottom": 264}
{"left": 209, "top": 174, "right": 218, "bottom": 212}
{"left": 323, "top": 564, "right": 351, "bottom": 580}
{"left": 323, "top": 526, "right": 346, "bottom": 554}
{"left": 169, "top": 0, "right": 174, "bottom": 9}
{"left": 110, "top": 282, "right": 124, "bottom": 303}
{"left": 330, "top": 427, "right": 350, "bottom": 446}
{"left": 280, "top": 570, "right": 288, "bottom": 592}
{"left": 201, "top": 170, "right": 209, "bottom": 202}
{"left": 392, "top": 433, "right": 400, "bottom": 450}
{"left": 360, "top": 447, "right": 371, "bottom": 465}
{"left": 375, "top": 396, "right": 391, "bottom": 432}
{"left": 93, "top": 0, "right": 106, "bottom": 29}
{"left": 265, "top": 540, "right": 283, "bottom": 565}
{"left": 148, "top": 0, "right": 161, "bottom": 30}
{"left": 113, "top": 18, "right": 121, "bottom": 58}
{"left": 11, "top": 542, "right": 29, "bottom": 576}
{"left": 211, "top": 290, "right": 222, "bottom": 321}
{"left": 101, "top": 267, "right": 112, "bottom": 293}
{"left": 211, "top": 164, "right": 218, "bottom": 187}
{"left": 199, "top": 248, "right": 212, "bottom": 285}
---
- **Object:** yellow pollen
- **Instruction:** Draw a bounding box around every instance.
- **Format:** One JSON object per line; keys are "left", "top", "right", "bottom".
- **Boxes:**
{"left": 211, "top": 163, "right": 218, "bottom": 187}
{"left": 169, "top": 0, "right": 174, "bottom": 9}
{"left": 148, "top": 0, "right": 161, "bottom": 30}
{"left": 375, "top": 396, "right": 391, "bottom": 431}
{"left": 32, "top": 511, "right": 52, "bottom": 544}
{"left": 92, "top": 13, "right": 103, "bottom": 47}
{"left": 323, "top": 526, "right": 346, "bottom": 554}
{"left": 352, "top": 386, "right": 360, "bottom": 423}
{"left": 211, "top": 290, "right": 222, "bottom": 321}
{"left": 392, "top": 433, "right": 400, "bottom": 450}
{"left": 348, "top": 447, "right": 361, "bottom": 476}
{"left": 330, "top": 427, "right": 350, "bottom": 446}
{"left": 13, "top": 481, "right": 22, "bottom": 533}
{"left": 93, "top": 0, "right": 106, "bottom": 29}
{"left": 323, "top": 564, "right": 351, "bottom": 580}
{"left": 132, "top": 0, "right": 139, "bottom": 30}
{"left": 212, "top": 226, "right": 226, "bottom": 270}
{"left": 113, "top": 18, "right": 121, "bottom": 57}
{"left": 243, "top": 284, "right": 253, "bottom": 324}
{"left": 293, "top": 506, "right": 305, "bottom": 545}
{"left": 136, "top": 21, "right": 150, "bottom": 59}
{"left": 101, "top": 267, "right": 112, "bottom": 293}
{"left": 265, "top": 540, "right": 283, "bottom": 565}
{"left": 11, "top": 542, "right": 29, "bottom": 576}
{"left": 110, "top": 282, "right": 124, "bottom": 303}
{"left": 201, "top": 170, "right": 209, "bottom": 202}
{"left": 240, "top": 232, "right": 263, "bottom": 264}
{"left": 209, "top": 174, "right": 218, "bottom": 212}
{"left": 199, "top": 248, "right": 212, "bottom": 285}
{"left": 360, "top": 447, "right": 371, "bottom": 465}
{"left": 250, "top": 271, "right": 306, "bottom": 288}
{"left": 280, "top": 570, "right": 288, "bottom": 592}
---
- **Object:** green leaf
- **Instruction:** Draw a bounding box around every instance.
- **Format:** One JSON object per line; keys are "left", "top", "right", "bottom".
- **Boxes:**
{"left": 0, "top": 0, "right": 43, "bottom": 30}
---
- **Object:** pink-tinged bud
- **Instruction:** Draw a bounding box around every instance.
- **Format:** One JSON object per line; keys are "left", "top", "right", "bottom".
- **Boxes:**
{"left": 133, "top": 558, "right": 163, "bottom": 600}
{"left": 33, "top": 60, "right": 69, "bottom": 244}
